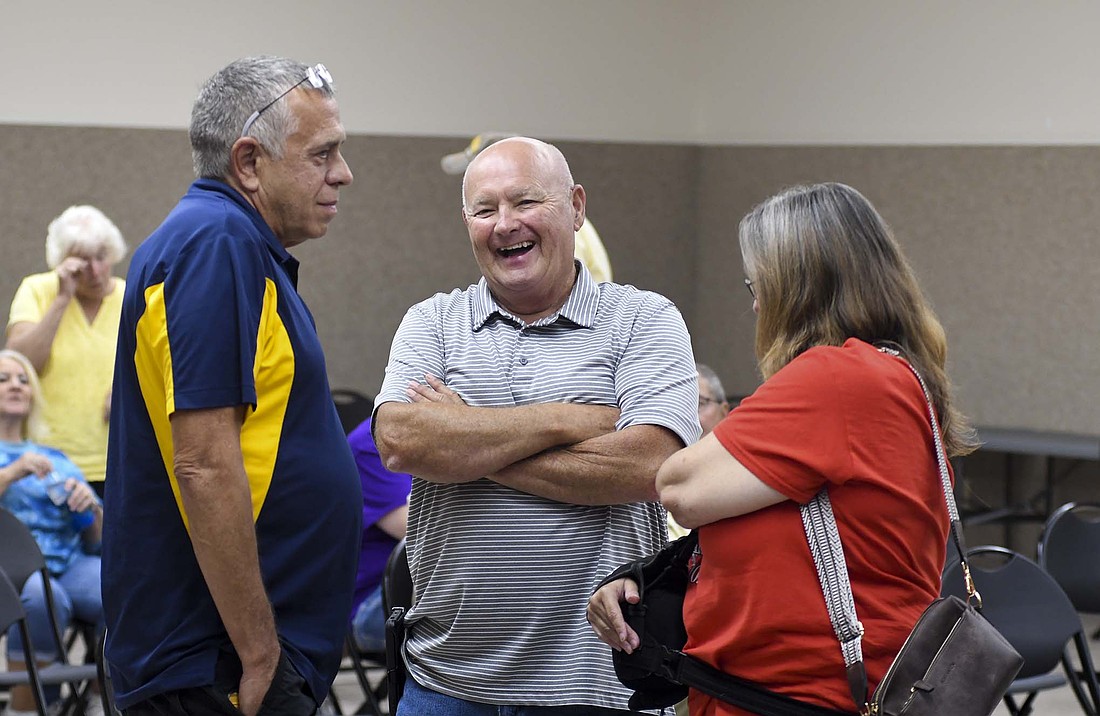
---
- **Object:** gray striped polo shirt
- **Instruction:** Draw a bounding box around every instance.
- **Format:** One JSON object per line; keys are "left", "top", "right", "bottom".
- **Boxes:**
{"left": 375, "top": 263, "right": 700, "bottom": 709}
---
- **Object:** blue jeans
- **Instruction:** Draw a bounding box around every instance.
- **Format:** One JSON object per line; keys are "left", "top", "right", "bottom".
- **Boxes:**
{"left": 351, "top": 585, "right": 385, "bottom": 653}
{"left": 396, "top": 676, "right": 643, "bottom": 716}
{"left": 6, "top": 553, "right": 104, "bottom": 662}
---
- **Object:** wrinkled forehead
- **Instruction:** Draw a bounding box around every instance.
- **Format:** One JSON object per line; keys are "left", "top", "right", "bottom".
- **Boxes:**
{"left": 465, "top": 140, "right": 568, "bottom": 200}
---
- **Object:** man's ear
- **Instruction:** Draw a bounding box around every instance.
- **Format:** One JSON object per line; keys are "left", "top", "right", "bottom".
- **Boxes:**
{"left": 230, "top": 137, "right": 262, "bottom": 192}
{"left": 571, "top": 184, "right": 587, "bottom": 231}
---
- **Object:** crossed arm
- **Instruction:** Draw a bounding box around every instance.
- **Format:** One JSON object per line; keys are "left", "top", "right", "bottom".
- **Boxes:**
{"left": 373, "top": 374, "right": 683, "bottom": 506}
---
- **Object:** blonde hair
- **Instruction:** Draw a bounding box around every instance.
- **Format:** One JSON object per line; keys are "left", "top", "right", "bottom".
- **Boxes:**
{"left": 45, "top": 205, "right": 127, "bottom": 269}
{"left": 0, "top": 350, "right": 48, "bottom": 442}
{"left": 739, "top": 183, "right": 976, "bottom": 457}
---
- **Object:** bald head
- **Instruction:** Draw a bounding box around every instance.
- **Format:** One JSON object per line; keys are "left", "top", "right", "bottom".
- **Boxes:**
{"left": 459, "top": 136, "right": 586, "bottom": 323}
{"left": 461, "top": 137, "right": 574, "bottom": 212}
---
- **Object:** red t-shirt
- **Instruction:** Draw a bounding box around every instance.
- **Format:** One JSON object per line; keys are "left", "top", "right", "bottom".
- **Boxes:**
{"left": 683, "top": 339, "right": 950, "bottom": 715}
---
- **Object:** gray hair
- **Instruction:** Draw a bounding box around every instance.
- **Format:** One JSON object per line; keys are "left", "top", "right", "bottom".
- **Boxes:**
{"left": 696, "top": 362, "right": 727, "bottom": 403}
{"left": 45, "top": 205, "right": 127, "bottom": 268}
{"left": 190, "top": 56, "right": 335, "bottom": 180}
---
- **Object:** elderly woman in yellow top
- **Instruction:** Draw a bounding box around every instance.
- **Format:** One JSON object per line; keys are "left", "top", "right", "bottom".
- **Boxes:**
{"left": 6, "top": 205, "right": 127, "bottom": 498}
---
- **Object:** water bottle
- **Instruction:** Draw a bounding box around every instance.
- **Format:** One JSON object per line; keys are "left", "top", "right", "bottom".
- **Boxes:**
{"left": 43, "top": 471, "right": 70, "bottom": 506}
{"left": 43, "top": 471, "right": 95, "bottom": 531}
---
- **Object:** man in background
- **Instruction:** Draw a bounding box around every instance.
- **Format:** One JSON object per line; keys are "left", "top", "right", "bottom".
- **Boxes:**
{"left": 696, "top": 362, "right": 731, "bottom": 436}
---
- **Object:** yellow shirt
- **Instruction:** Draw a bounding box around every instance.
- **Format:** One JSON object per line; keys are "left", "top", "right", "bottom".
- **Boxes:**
{"left": 575, "top": 218, "right": 613, "bottom": 283}
{"left": 8, "top": 271, "right": 124, "bottom": 483}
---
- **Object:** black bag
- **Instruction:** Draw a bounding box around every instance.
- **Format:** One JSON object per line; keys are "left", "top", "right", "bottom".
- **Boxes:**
{"left": 597, "top": 533, "right": 851, "bottom": 715}
{"left": 596, "top": 532, "right": 697, "bottom": 710}
{"left": 867, "top": 592, "right": 1022, "bottom": 715}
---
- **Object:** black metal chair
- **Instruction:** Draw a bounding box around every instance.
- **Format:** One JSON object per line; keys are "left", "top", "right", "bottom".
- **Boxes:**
{"left": 942, "top": 545, "right": 1100, "bottom": 715}
{"left": 382, "top": 538, "right": 413, "bottom": 716}
{"left": 1039, "top": 502, "right": 1100, "bottom": 616}
{"left": 335, "top": 633, "right": 386, "bottom": 715}
{"left": 0, "top": 568, "right": 49, "bottom": 716}
{"left": 332, "top": 390, "right": 375, "bottom": 435}
{"left": 95, "top": 626, "right": 117, "bottom": 715}
{"left": 0, "top": 507, "right": 100, "bottom": 714}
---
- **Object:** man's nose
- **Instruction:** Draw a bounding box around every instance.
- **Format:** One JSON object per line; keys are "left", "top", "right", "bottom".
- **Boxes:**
{"left": 329, "top": 152, "right": 353, "bottom": 186}
{"left": 494, "top": 206, "right": 521, "bottom": 233}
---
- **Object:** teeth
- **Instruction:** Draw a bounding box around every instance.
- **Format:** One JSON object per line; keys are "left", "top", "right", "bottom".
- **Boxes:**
{"left": 499, "top": 241, "right": 534, "bottom": 252}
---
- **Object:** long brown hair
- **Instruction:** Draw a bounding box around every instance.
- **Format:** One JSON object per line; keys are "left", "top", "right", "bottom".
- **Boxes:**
{"left": 739, "top": 183, "right": 977, "bottom": 457}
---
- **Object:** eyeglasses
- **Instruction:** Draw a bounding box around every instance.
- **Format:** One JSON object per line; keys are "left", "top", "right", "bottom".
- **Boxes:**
{"left": 698, "top": 396, "right": 721, "bottom": 410}
{"left": 744, "top": 278, "right": 756, "bottom": 299}
{"left": 240, "top": 63, "right": 333, "bottom": 138}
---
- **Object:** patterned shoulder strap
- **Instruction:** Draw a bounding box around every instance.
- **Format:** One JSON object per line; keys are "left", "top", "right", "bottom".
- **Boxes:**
{"left": 799, "top": 346, "right": 971, "bottom": 710}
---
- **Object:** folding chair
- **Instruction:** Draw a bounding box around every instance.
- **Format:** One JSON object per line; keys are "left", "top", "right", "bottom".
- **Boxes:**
{"left": 382, "top": 539, "right": 412, "bottom": 716}
{"left": 332, "top": 390, "right": 375, "bottom": 435}
{"left": 1039, "top": 502, "right": 1100, "bottom": 618}
{"left": 942, "top": 545, "right": 1100, "bottom": 716}
{"left": 95, "top": 627, "right": 117, "bottom": 716}
{"left": 0, "top": 569, "right": 49, "bottom": 716}
{"left": 0, "top": 507, "right": 100, "bottom": 714}
{"left": 335, "top": 632, "right": 386, "bottom": 715}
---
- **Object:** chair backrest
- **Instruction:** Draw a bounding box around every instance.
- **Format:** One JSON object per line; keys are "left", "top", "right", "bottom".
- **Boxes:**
{"left": 1038, "top": 502, "right": 1100, "bottom": 614}
{"left": 382, "top": 538, "right": 412, "bottom": 715}
{"left": 942, "top": 545, "right": 1084, "bottom": 680}
{"left": 0, "top": 506, "right": 69, "bottom": 660}
{"left": 382, "top": 537, "right": 413, "bottom": 616}
{"left": 0, "top": 506, "right": 48, "bottom": 591}
{"left": 0, "top": 568, "right": 49, "bottom": 715}
{"left": 332, "top": 389, "right": 375, "bottom": 435}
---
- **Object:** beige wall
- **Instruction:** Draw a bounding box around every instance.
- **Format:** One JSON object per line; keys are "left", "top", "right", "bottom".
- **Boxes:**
{"left": 0, "top": 126, "right": 701, "bottom": 407}
{"left": 694, "top": 146, "right": 1100, "bottom": 434}
{"left": 5, "top": 1, "right": 1100, "bottom": 144}
{"left": 3, "top": 2, "right": 1099, "bottom": 436}
{"left": 2, "top": 124, "right": 1097, "bottom": 434}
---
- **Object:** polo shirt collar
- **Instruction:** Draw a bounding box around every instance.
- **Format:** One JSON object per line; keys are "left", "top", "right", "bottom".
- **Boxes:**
{"left": 191, "top": 178, "right": 300, "bottom": 288}
{"left": 472, "top": 260, "right": 599, "bottom": 330}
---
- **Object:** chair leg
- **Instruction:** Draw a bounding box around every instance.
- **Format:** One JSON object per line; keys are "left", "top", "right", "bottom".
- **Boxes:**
{"left": 344, "top": 635, "right": 385, "bottom": 716}
{"left": 1066, "top": 636, "right": 1100, "bottom": 714}
{"left": 1014, "top": 692, "right": 1038, "bottom": 716}
{"left": 326, "top": 687, "right": 345, "bottom": 715}
{"left": 1003, "top": 692, "right": 1037, "bottom": 716}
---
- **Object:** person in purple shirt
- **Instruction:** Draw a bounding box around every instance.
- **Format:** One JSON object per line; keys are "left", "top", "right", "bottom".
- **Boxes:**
{"left": 348, "top": 417, "right": 412, "bottom": 652}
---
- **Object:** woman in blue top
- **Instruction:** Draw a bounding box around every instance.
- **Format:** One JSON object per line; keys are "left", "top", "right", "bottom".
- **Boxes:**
{"left": 0, "top": 348, "right": 104, "bottom": 716}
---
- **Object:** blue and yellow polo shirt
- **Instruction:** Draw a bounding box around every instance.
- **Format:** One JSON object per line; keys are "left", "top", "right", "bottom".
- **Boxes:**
{"left": 102, "top": 179, "right": 361, "bottom": 709}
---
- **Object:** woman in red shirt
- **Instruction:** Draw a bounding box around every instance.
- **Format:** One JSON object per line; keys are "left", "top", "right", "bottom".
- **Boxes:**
{"left": 588, "top": 183, "right": 977, "bottom": 715}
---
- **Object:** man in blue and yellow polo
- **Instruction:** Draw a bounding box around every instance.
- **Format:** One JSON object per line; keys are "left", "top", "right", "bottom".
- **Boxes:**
{"left": 102, "top": 56, "right": 360, "bottom": 716}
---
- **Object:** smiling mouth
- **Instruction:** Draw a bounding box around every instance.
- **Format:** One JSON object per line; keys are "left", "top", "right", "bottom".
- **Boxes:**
{"left": 497, "top": 241, "right": 534, "bottom": 258}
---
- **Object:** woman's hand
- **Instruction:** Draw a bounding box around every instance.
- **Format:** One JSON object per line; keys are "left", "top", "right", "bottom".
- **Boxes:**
{"left": 0, "top": 452, "right": 51, "bottom": 493}
{"left": 55, "top": 256, "right": 88, "bottom": 299}
{"left": 587, "top": 577, "right": 642, "bottom": 654}
{"left": 14, "top": 452, "right": 53, "bottom": 479}
{"left": 64, "top": 478, "right": 99, "bottom": 514}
